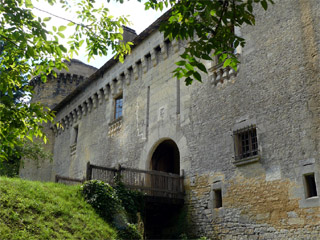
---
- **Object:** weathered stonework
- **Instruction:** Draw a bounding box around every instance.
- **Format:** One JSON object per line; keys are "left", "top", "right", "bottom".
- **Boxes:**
{"left": 20, "top": 0, "right": 320, "bottom": 238}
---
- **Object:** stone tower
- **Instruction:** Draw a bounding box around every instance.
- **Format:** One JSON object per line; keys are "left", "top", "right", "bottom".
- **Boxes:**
{"left": 29, "top": 59, "right": 97, "bottom": 109}
{"left": 20, "top": 59, "right": 97, "bottom": 181}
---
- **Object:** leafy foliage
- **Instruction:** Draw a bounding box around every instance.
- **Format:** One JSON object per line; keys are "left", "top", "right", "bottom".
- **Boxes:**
{"left": 145, "top": 0, "right": 274, "bottom": 85}
{"left": 0, "top": 0, "right": 131, "bottom": 161}
{"left": 0, "top": 0, "right": 273, "bottom": 161}
{"left": 81, "top": 180, "right": 123, "bottom": 223}
{"left": 114, "top": 175, "right": 145, "bottom": 223}
{"left": 117, "top": 222, "right": 143, "bottom": 240}
{"left": 81, "top": 179, "right": 144, "bottom": 240}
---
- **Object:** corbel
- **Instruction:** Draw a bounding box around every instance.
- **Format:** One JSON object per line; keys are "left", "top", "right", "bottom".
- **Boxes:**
{"left": 172, "top": 39, "right": 179, "bottom": 53}
{"left": 151, "top": 49, "right": 157, "bottom": 67}
{"left": 97, "top": 90, "right": 103, "bottom": 105}
{"left": 72, "top": 109, "right": 77, "bottom": 123}
{"left": 133, "top": 64, "right": 139, "bottom": 80}
{"left": 160, "top": 42, "right": 167, "bottom": 60}
{"left": 92, "top": 95, "right": 97, "bottom": 109}
{"left": 141, "top": 58, "right": 147, "bottom": 74}
{"left": 118, "top": 75, "right": 123, "bottom": 92}
{"left": 125, "top": 69, "right": 130, "bottom": 86}
{"left": 76, "top": 106, "right": 82, "bottom": 120}
{"left": 82, "top": 102, "right": 87, "bottom": 116}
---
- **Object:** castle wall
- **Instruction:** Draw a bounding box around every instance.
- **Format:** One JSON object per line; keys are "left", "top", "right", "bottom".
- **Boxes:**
{"left": 33, "top": 0, "right": 320, "bottom": 238}
{"left": 19, "top": 59, "right": 97, "bottom": 181}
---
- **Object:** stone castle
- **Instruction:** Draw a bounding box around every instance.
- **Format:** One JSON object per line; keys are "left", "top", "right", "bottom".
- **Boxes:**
{"left": 20, "top": 0, "right": 320, "bottom": 239}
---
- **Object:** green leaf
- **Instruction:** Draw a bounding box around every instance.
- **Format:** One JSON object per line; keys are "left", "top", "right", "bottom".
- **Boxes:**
{"left": 57, "top": 32, "right": 65, "bottom": 38}
{"left": 58, "top": 26, "right": 67, "bottom": 32}
{"left": 261, "top": 0, "right": 268, "bottom": 10}
{"left": 193, "top": 71, "right": 202, "bottom": 82}
{"left": 43, "top": 17, "right": 51, "bottom": 21}
{"left": 175, "top": 60, "right": 186, "bottom": 66}
{"left": 25, "top": 0, "right": 33, "bottom": 8}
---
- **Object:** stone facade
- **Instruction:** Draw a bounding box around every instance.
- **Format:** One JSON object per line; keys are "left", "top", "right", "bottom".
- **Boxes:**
{"left": 20, "top": 0, "right": 320, "bottom": 238}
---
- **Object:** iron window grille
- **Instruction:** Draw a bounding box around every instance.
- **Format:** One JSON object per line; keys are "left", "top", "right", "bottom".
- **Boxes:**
{"left": 233, "top": 125, "right": 258, "bottom": 161}
{"left": 114, "top": 95, "right": 123, "bottom": 120}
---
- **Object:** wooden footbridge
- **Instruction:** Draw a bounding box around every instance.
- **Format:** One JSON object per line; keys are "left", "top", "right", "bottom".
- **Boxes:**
{"left": 55, "top": 162, "right": 184, "bottom": 202}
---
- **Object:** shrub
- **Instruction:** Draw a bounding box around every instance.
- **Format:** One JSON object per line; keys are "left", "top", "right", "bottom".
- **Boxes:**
{"left": 81, "top": 180, "right": 144, "bottom": 240}
{"left": 81, "top": 180, "right": 123, "bottom": 223}
{"left": 114, "top": 178, "right": 145, "bottom": 223}
{"left": 117, "top": 223, "right": 143, "bottom": 240}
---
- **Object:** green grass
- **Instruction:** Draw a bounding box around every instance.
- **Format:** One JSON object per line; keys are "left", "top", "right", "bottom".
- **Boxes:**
{"left": 0, "top": 177, "right": 117, "bottom": 240}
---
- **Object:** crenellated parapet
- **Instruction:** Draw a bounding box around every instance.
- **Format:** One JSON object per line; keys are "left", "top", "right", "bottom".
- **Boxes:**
{"left": 29, "top": 73, "right": 85, "bottom": 87}
{"left": 51, "top": 35, "right": 240, "bottom": 137}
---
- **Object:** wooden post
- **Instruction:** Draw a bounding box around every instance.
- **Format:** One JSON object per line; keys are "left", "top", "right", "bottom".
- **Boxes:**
{"left": 55, "top": 175, "right": 59, "bottom": 183}
{"left": 86, "top": 161, "right": 92, "bottom": 181}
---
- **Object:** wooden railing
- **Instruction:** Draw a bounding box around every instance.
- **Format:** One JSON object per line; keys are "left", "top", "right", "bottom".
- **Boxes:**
{"left": 55, "top": 162, "right": 184, "bottom": 200}
{"left": 87, "top": 162, "right": 184, "bottom": 199}
{"left": 55, "top": 175, "right": 85, "bottom": 185}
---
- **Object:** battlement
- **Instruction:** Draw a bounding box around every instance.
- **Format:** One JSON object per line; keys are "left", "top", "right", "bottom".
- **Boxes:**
{"left": 30, "top": 59, "right": 97, "bottom": 109}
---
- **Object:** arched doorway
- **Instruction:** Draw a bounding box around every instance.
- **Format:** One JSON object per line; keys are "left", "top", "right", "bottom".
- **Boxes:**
{"left": 146, "top": 139, "right": 183, "bottom": 239}
{"left": 150, "top": 139, "right": 180, "bottom": 174}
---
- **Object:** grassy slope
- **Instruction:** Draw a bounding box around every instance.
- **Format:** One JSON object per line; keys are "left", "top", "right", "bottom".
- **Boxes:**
{"left": 0, "top": 177, "right": 117, "bottom": 240}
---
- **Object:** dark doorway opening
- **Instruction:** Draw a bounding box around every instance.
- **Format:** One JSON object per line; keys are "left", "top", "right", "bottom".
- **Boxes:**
{"left": 151, "top": 140, "right": 180, "bottom": 174}
{"left": 145, "top": 140, "right": 183, "bottom": 239}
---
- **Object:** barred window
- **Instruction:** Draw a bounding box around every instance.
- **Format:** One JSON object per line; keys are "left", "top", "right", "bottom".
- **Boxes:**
{"left": 114, "top": 95, "right": 123, "bottom": 120}
{"left": 233, "top": 125, "right": 258, "bottom": 161}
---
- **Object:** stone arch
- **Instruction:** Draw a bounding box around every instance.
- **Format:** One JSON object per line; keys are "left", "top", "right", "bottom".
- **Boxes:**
{"left": 149, "top": 139, "right": 180, "bottom": 174}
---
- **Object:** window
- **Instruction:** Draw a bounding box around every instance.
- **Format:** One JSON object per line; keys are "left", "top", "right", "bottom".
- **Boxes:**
{"left": 213, "top": 189, "right": 222, "bottom": 208}
{"left": 304, "top": 173, "right": 318, "bottom": 198}
{"left": 73, "top": 125, "right": 78, "bottom": 144}
{"left": 165, "top": 39, "right": 172, "bottom": 57}
{"left": 114, "top": 95, "right": 123, "bottom": 120}
{"left": 154, "top": 45, "right": 161, "bottom": 64}
{"left": 233, "top": 125, "right": 258, "bottom": 161}
{"left": 145, "top": 53, "right": 152, "bottom": 71}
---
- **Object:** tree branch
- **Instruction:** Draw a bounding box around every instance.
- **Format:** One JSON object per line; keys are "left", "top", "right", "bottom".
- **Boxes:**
{"left": 0, "top": 34, "right": 19, "bottom": 47}
{"left": 33, "top": 7, "right": 87, "bottom": 28}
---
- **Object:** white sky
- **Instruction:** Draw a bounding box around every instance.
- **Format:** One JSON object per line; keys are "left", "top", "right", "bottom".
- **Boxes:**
{"left": 32, "top": 0, "right": 168, "bottom": 68}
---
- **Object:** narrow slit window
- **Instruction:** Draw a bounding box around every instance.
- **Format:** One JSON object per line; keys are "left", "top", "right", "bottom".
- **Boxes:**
{"left": 165, "top": 39, "right": 172, "bottom": 57}
{"left": 304, "top": 173, "right": 318, "bottom": 198}
{"left": 145, "top": 53, "right": 152, "bottom": 71}
{"left": 214, "top": 189, "right": 222, "bottom": 208}
{"left": 114, "top": 95, "right": 123, "bottom": 120}
{"left": 154, "top": 45, "right": 161, "bottom": 64}
{"left": 73, "top": 126, "right": 78, "bottom": 144}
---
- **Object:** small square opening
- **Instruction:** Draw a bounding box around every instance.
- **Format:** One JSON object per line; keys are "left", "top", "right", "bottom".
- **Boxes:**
{"left": 214, "top": 189, "right": 222, "bottom": 208}
{"left": 304, "top": 173, "right": 318, "bottom": 198}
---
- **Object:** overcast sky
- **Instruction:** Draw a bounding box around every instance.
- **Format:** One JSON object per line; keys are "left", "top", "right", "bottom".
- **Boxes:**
{"left": 32, "top": 0, "right": 168, "bottom": 68}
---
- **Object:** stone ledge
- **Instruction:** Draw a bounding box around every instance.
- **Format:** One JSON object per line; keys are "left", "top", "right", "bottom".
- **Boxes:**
{"left": 70, "top": 144, "right": 77, "bottom": 156}
{"left": 108, "top": 117, "right": 123, "bottom": 137}
{"left": 233, "top": 155, "right": 260, "bottom": 167}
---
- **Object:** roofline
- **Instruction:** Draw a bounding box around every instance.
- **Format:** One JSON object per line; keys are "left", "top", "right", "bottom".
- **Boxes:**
{"left": 52, "top": 9, "right": 172, "bottom": 113}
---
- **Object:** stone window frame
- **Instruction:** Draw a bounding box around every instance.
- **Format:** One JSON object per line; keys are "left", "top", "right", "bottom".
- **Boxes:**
{"left": 303, "top": 173, "right": 318, "bottom": 198}
{"left": 114, "top": 93, "right": 123, "bottom": 121}
{"left": 232, "top": 119, "right": 261, "bottom": 166}
{"left": 298, "top": 160, "right": 320, "bottom": 208}
{"left": 210, "top": 180, "right": 223, "bottom": 211}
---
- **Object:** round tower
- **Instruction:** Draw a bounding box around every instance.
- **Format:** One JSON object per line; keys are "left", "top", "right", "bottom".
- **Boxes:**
{"left": 29, "top": 59, "right": 97, "bottom": 109}
{"left": 20, "top": 59, "right": 96, "bottom": 182}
